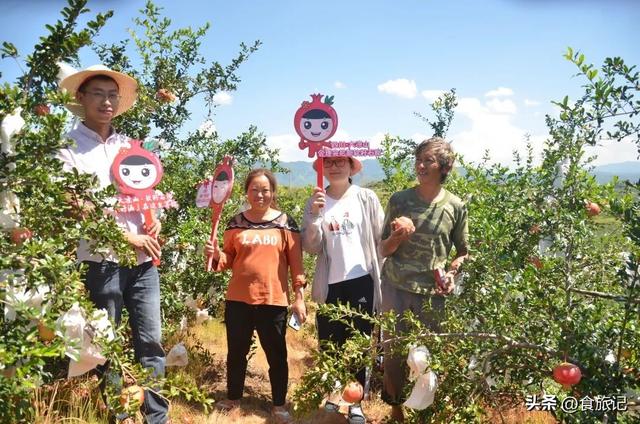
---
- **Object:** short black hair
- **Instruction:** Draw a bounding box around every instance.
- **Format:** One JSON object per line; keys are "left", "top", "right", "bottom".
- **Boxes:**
{"left": 121, "top": 155, "right": 152, "bottom": 165}
{"left": 302, "top": 109, "right": 330, "bottom": 119}
{"left": 78, "top": 74, "right": 119, "bottom": 93}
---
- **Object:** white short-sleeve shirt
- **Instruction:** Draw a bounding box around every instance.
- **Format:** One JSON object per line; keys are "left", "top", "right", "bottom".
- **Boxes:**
{"left": 322, "top": 185, "right": 369, "bottom": 284}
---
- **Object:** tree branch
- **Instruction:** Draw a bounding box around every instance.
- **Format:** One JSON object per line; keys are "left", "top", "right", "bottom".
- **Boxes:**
{"left": 569, "top": 288, "right": 639, "bottom": 304}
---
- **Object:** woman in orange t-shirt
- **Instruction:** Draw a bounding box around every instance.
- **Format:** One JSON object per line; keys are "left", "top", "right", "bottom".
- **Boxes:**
{"left": 205, "top": 169, "right": 306, "bottom": 424}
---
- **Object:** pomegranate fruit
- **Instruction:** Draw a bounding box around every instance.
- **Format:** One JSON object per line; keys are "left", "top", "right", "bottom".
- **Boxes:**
{"left": 342, "top": 381, "right": 363, "bottom": 403}
{"left": 552, "top": 362, "right": 581, "bottom": 389}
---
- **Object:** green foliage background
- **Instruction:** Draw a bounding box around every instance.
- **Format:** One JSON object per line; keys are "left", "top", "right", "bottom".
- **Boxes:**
{"left": 0, "top": 1, "right": 639, "bottom": 423}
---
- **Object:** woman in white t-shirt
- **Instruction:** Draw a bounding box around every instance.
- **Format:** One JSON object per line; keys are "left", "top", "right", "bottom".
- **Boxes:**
{"left": 301, "top": 156, "right": 384, "bottom": 424}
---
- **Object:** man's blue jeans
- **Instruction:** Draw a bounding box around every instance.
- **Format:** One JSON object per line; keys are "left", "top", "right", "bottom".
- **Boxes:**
{"left": 83, "top": 260, "right": 168, "bottom": 424}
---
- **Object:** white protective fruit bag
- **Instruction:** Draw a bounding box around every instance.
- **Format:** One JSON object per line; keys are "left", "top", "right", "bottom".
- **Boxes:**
{"left": 166, "top": 343, "right": 189, "bottom": 367}
{"left": 403, "top": 345, "right": 438, "bottom": 410}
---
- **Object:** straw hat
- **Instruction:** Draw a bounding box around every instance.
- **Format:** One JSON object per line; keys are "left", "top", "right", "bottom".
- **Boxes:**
{"left": 59, "top": 65, "right": 138, "bottom": 118}
{"left": 313, "top": 156, "right": 363, "bottom": 176}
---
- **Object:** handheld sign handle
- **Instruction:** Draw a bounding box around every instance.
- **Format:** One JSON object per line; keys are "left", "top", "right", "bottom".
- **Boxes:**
{"left": 144, "top": 209, "right": 161, "bottom": 266}
{"left": 206, "top": 205, "right": 223, "bottom": 272}
{"left": 316, "top": 157, "right": 324, "bottom": 191}
{"left": 202, "top": 156, "right": 234, "bottom": 271}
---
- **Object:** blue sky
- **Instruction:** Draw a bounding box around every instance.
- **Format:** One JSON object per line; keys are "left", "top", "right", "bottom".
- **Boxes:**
{"left": 1, "top": 0, "right": 639, "bottom": 165}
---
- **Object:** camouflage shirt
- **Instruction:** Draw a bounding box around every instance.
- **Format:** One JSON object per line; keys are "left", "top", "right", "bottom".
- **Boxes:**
{"left": 381, "top": 187, "right": 469, "bottom": 294}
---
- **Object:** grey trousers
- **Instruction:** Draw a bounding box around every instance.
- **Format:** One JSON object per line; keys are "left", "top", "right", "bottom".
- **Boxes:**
{"left": 381, "top": 283, "right": 445, "bottom": 405}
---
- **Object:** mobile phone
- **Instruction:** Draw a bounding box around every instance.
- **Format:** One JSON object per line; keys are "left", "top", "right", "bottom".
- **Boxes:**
{"left": 288, "top": 313, "right": 301, "bottom": 331}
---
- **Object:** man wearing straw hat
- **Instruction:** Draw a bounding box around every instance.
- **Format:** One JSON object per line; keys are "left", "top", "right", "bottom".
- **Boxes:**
{"left": 57, "top": 65, "right": 168, "bottom": 424}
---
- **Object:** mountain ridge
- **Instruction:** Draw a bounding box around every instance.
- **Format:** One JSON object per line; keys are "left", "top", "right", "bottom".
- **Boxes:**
{"left": 274, "top": 160, "right": 639, "bottom": 187}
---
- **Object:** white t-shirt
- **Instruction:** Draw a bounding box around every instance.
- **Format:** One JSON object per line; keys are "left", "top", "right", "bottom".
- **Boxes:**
{"left": 322, "top": 185, "right": 368, "bottom": 284}
{"left": 57, "top": 122, "right": 150, "bottom": 265}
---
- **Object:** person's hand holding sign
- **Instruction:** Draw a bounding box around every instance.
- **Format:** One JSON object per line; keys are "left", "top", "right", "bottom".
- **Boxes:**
{"left": 144, "top": 217, "right": 162, "bottom": 238}
{"left": 310, "top": 187, "right": 326, "bottom": 215}
{"left": 204, "top": 239, "right": 221, "bottom": 263}
{"left": 126, "top": 232, "right": 162, "bottom": 261}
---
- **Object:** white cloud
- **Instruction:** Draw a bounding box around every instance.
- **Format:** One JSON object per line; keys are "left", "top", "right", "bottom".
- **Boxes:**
{"left": 334, "top": 81, "right": 346, "bottom": 89}
{"left": 524, "top": 99, "right": 541, "bottom": 107}
{"left": 330, "top": 128, "right": 352, "bottom": 142}
{"left": 408, "top": 90, "right": 636, "bottom": 166}
{"left": 212, "top": 91, "right": 233, "bottom": 105}
{"left": 266, "top": 134, "right": 311, "bottom": 162}
{"left": 421, "top": 90, "right": 446, "bottom": 102}
{"left": 411, "top": 132, "right": 430, "bottom": 143}
{"left": 487, "top": 98, "right": 517, "bottom": 114}
{"left": 484, "top": 87, "right": 514, "bottom": 98}
{"left": 267, "top": 129, "right": 352, "bottom": 162}
{"left": 370, "top": 132, "right": 387, "bottom": 145}
{"left": 450, "top": 96, "right": 546, "bottom": 165}
{"left": 377, "top": 78, "right": 417, "bottom": 99}
{"left": 585, "top": 138, "right": 640, "bottom": 166}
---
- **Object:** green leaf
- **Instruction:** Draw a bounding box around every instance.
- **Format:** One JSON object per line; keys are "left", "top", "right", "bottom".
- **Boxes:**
{"left": 1, "top": 41, "right": 18, "bottom": 58}
{"left": 142, "top": 139, "right": 157, "bottom": 151}
{"left": 565, "top": 46, "right": 574, "bottom": 61}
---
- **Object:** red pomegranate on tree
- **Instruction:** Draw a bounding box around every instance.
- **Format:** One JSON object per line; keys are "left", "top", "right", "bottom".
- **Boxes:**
{"left": 294, "top": 93, "right": 338, "bottom": 158}
{"left": 10, "top": 227, "right": 32, "bottom": 246}
{"left": 528, "top": 256, "right": 543, "bottom": 270}
{"left": 552, "top": 362, "right": 582, "bottom": 389}
{"left": 33, "top": 104, "right": 50, "bottom": 116}
{"left": 119, "top": 385, "right": 145, "bottom": 409}
{"left": 156, "top": 88, "right": 177, "bottom": 103}
{"left": 585, "top": 201, "right": 601, "bottom": 217}
{"left": 528, "top": 224, "right": 541, "bottom": 234}
{"left": 341, "top": 381, "right": 363, "bottom": 403}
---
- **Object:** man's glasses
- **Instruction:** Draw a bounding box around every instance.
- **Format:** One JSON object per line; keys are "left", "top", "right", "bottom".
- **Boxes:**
{"left": 323, "top": 158, "right": 348, "bottom": 168}
{"left": 82, "top": 91, "right": 121, "bottom": 103}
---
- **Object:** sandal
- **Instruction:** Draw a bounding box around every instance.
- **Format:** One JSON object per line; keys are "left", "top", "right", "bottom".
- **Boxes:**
{"left": 272, "top": 405, "right": 294, "bottom": 424}
{"left": 324, "top": 400, "right": 340, "bottom": 413}
{"left": 216, "top": 398, "right": 240, "bottom": 411}
{"left": 348, "top": 404, "right": 366, "bottom": 424}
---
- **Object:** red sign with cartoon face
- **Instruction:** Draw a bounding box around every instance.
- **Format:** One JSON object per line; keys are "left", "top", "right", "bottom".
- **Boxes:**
{"left": 111, "top": 140, "right": 163, "bottom": 197}
{"left": 211, "top": 156, "right": 234, "bottom": 206}
{"left": 110, "top": 140, "right": 176, "bottom": 266}
{"left": 294, "top": 94, "right": 338, "bottom": 158}
{"left": 196, "top": 155, "right": 235, "bottom": 272}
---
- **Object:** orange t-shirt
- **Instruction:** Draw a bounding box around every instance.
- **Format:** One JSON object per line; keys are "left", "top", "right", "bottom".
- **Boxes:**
{"left": 214, "top": 212, "right": 305, "bottom": 306}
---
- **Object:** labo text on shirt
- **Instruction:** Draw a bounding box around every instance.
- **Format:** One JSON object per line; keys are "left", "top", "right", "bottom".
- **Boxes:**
{"left": 241, "top": 232, "right": 280, "bottom": 246}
